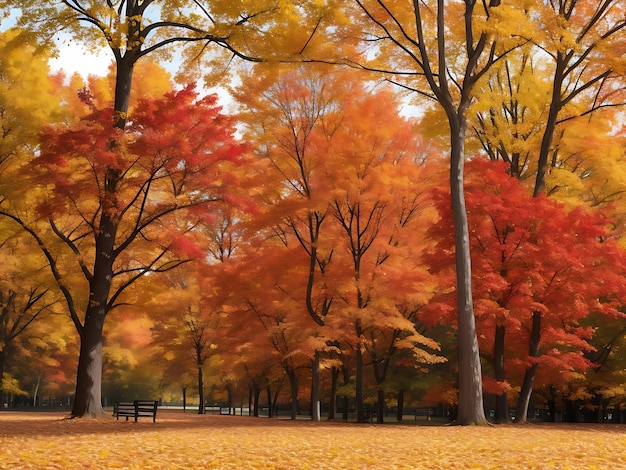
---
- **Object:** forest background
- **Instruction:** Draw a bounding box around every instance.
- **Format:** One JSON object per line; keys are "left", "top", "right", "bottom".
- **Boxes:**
{"left": 0, "top": 1, "right": 624, "bottom": 426}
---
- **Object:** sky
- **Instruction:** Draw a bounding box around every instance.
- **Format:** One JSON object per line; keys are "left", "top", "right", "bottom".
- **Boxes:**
{"left": 49, "top": 38, "right": 114, "bottom": 78}
{"left": 0, "top": 9, "right": 113, "bottom": 79}
{"left": 45, "top": 34, "right": 243, "bottom": 112}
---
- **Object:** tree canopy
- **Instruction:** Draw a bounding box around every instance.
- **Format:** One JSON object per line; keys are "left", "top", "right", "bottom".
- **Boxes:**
{"left": 0, "top": 1, "right": 625, "bottom": 426}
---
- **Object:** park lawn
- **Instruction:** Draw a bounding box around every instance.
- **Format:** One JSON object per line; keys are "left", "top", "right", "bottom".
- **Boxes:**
{"left": 0, "top": 411, "right": 625, "bottom": 469}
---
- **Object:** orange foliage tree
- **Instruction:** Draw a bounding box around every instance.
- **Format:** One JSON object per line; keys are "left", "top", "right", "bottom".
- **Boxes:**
{"left": 232, "top": 64, "right": 348, "bottom": 420}
{"left": 233, "top": 65, "right": 445, "bottom": 422}
{"left": 149, "top": 204, "right": 250, "bottom": 414}
{"left": 323, "top": 89, "right": 445, "bottom": 423}
{"left": 316, "top": 0, "right": 537, "bottom": 426}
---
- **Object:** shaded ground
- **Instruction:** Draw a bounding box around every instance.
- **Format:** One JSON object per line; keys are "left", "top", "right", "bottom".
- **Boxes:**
{"left": 1, "top": 410, "right": 625, "bottom": 469}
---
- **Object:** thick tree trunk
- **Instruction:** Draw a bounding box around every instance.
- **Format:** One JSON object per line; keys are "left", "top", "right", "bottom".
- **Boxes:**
{"left": 113, "top": 49, "right": 137, "bottom": 129}
{"left": 449, "top": 118, "right": 487, "bottom": 426}
{"left": 493, "top": 325, "right": 510, "bottom": 423}
{"left": 71, "top": 315, "right": 105, "bottom": 417}
{"left": 515, "top": 312, "right": 541, "bottom": 423}
{"left": 266, "top": 384, "right": 272, "bottom": 418}
{"left": 70, "top": 165, "right": 119, "bottom": 418}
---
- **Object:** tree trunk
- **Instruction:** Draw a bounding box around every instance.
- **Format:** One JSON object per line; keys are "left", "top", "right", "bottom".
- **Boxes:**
{"left": 311, "top": 351, "right": 321, "bottom": 421}
{"left": 563, "top": 399, "right": 581, "bottom": 423}
{"left": 0, "top": 347, "right": 6, "bottom": 406}
{"left": 547, "top": 397, "right": 556, "bottom": 422}
{"left": 341, "top": 364, "right": 350, "bottom": 420}
{"left": 197, "top": 365, "right": 205, "bottom": 414}
{"left": 226, "top": 386, "right": 232, "bottom": 415}
{"left": 287, "top": 370, "right": 298, "bottom": 420}
{"left": 449, "top": 117, "right": 487, "bottom": 426}
{"left": 113, "top": 48, "right": 136, "bottom": 129}
{"left": 71, "top": 315, "right": 105, "bottom": 417}
{"left": 515, "top": 312, "right": 541, "bottom": 423}
{"left": 32, "top": 375, "right": 41, "bottom": 407}
{"left": 397, "top": 390, "right": 404, "bottom": 422}
{"left": 266, "top": 384, "right": 272, "bottom": 418}
{"left": 253, "top": 384, "right": 261, "bottom": 417}
{"left": 533, "top": 53, "right": 566, "bottom": 197}
{"left": 328, "top": 366, "right": 339, "bottom": 420}
{"left": 272, "top": 384, "right": 281, "bottom": 418}
{"left": 376, "top": 388, "right": 385, "bottom": 423}
{"left": 70, "top": 207, "right": 118, "bottom": 418}
{"left": 493, "top": 324, "right": 510, "bottom": 423}
{"left": 355, "top": 343, "right": 364, "bottom": 423}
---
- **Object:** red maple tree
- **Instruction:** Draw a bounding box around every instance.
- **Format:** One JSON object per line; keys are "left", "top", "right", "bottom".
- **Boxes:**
{"left": 426, "top": 159, "right": 626, "bottom": 422}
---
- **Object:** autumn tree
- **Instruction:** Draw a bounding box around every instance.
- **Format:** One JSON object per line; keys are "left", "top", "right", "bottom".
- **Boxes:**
{"left": 525, "top": 0, "right": 626, "bottom": 197}
{"left": 467, "top": 0, "right": 625, "bottom": 200}
{"left": 182, "top": 311, "right": 216, "bottom": 413}
{"left": 0, "top": 29, "right": 65, "bottom": 405}
{"left": 323, "top": 88, "right": 444, "bottom": 423}
{"left": 0, "top": 68, "right": 245, "bottom": 417}
{"left": 3, "top": 0, "right": 327, "bottom": 418}
{"left": 228, "top": 243, "right": 323, "bottom": 420}
{"left": 575, "top": 309, "right": 626, "bottom": 421}
{"left": 0, "top": 29, "right": 60, "bottom": 168}
{"left": 428, "top": 159, "right": 626, "bottom": 423}
{"left": 233, "top": 64, "right": 348, "bottom": 420}
{"left": 451, "top": 1, "right": 626, "bottom": 420}
{"left": 468, "top": 51, "right": 549, "bottom": 181}
{"left": 317, "top": 0, "right": 536, "bottom": 425}
{"left": 0, "top": 231, "right": 60, "bottom": 404}
{"left": 149, "top": 205, "right": 247, "bottom": 415}
{"left": 234, "top": 64, "right": 446, "bottom": 422}
{"left": 216, "top": 282, "right": 286, "bottom": 418}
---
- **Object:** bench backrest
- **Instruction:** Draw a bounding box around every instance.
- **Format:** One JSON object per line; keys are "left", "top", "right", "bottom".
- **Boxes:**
{"left": 115, "top": 400, "right": 158, "bottom": 422}
{"left": 135, "top": 400, "right": 158, "bottom": 414}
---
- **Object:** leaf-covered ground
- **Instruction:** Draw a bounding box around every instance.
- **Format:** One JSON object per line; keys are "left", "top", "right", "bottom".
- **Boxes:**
{"left": 1, "top": 411, "right": 624, "bottom": 469}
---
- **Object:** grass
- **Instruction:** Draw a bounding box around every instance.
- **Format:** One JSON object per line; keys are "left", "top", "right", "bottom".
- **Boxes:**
{"left": 1, "top": 410, "right": 625, "bottom": 469}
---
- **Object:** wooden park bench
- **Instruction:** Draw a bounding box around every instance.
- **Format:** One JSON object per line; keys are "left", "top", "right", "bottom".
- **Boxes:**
{"left": 114, "top": 400, "right": 158, "bottom": 423}
{"left": 413, "top": 407, "right": 432, "bottom": 421}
